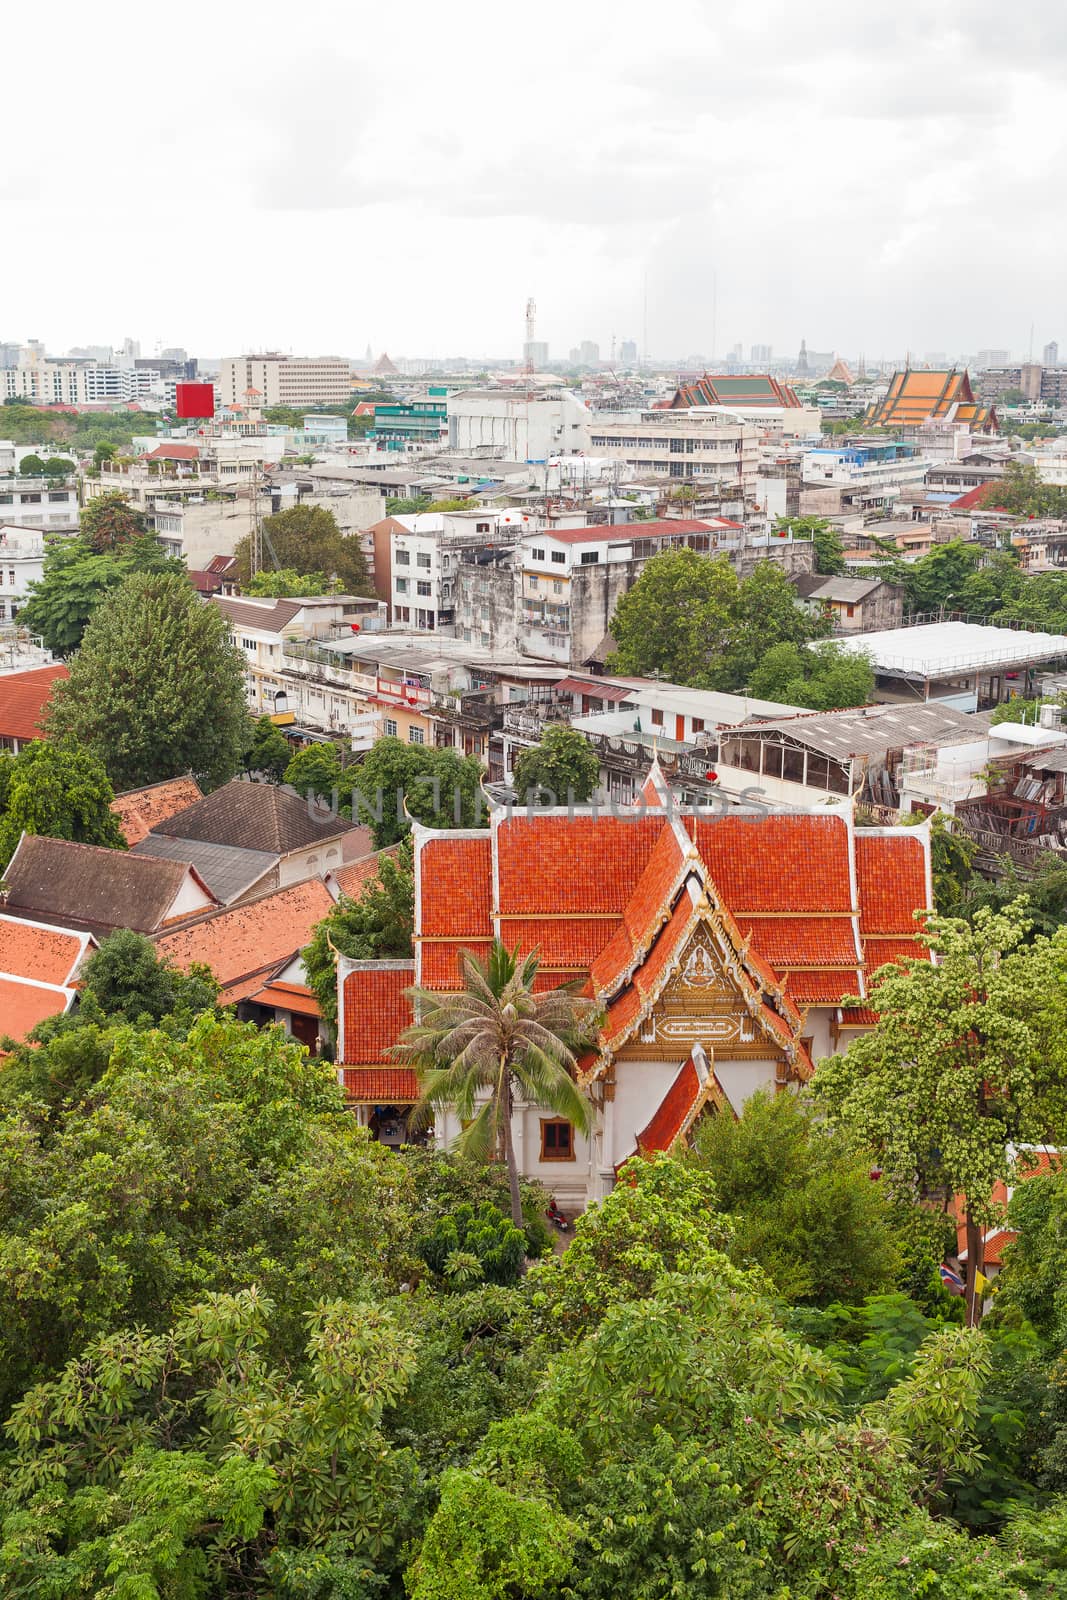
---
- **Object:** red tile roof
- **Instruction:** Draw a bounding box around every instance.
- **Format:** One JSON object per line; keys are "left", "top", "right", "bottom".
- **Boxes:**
{"left": 112, "top": 777, "right": 204, "bottom": 847}
{"left": 0, "top": 913, "right": 90, "bottom": 986}
{"left": 951, "top": 483, "right": 1003, "bottom": 512}
{"left": 341, "top": 1067, "right": 419, "bottom": 1103}
{"left": 637, "top": 1055, "right": 702, "bottom": 1153}
{"left": 419, "top": 835, "right": 492, "bottom": 938}
{"left": 689, "top": 815, "right": 855, "bottom": 912}
{"left": 0, "top": 977, "right": 72, "bottom": 1040}
{"left": 419, "top": 939, "right": 493, "bottom": 989}
{"left": 154, "top": 878, "right": 333, "bottom": 997}
{"left": 495, "top": 814, "right": 663, "bottom": 917}
{"left": 327, "top": 845, "right": 400, "bottom": 901}
{"left": 142, "top": 443, "right": 200, "bottom": 461}
{"left": 250, "top": 980, "right": 321, "bottom": 1018}
{"left": 855, "top": 834, "right": 930, "bottom": 934}
{"left": 0, "top": 664, "right": 69, "bottom": 742}
{"left": 540, "top": 519, "right": 730, "bottom": 546}
{"left": 341, "top": 964, "right": 413, "bottom": 1064}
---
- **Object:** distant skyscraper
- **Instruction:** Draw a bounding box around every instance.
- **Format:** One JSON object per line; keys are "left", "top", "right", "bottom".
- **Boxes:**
{"left": 620, "top": 339, "right": 638, "bottom": 366}
{"left": 977, "top": 348, "right": 1010, "bottom": 368}
{"left": 729, "top": 342, "right": 743, "bottom": 362}
{"left": 523, "top": 340, "right": 549, "bottom": 368}
{"left": 796, "top": 339, "right": 809, "bottom": 376}
{"left": 1044, "top": 340, "right": 1060, "bottom": 366}
{"left": 750, "top": 343, "right": 772, "bottom": 364}
{"left": 579, "top": 340, "right": 600, "bottom": 367}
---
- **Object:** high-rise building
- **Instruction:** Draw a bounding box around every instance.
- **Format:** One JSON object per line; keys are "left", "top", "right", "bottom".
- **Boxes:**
{"left": 1044, "top": 341, "right": 1060, "bottom": 367}
{"left": 619, "top": 339, "right": 638, "bottom": 366}
{"left": 218, "top": 354, "right": 353, "bottom": 408}
{"left": 523, "top": 340, "right": 549, "bottom": 368}
{"left": 578, "top": 340, "right": 600, "bottom": 367}
{"left": 977, "top": 348, "right": 1010, "bottom": 367}
{"left": 750, "top": 343, "right": 772, "bottom": 364}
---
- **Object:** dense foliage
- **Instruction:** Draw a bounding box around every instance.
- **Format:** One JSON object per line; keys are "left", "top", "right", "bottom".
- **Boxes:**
{"left": 512, "top": 724, "right": 600, "bottom": 804}
{"left": 304, "top": 838, "right": 415, "bottom": 1026}
{"left": 608, "top": 551, "right": 826, "bottom": 690}
{"left": 19, "top": 532, "right": 179, "bottom": 655}
{"left": 47, "top": 570, "right": 250, "bottom": 790}
{"left": 749, "top": 637, "right": 875, "bottom": 708}
{"left": 0, "top": 739, "right": 126, "bottom": 874}
{"left": 234, "top": 504, "right": 370, "bottom": 594}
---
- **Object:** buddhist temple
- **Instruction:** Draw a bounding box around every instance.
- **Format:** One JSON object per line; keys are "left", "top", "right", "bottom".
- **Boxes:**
{"left": 864, "top": 368, "right": 998, "bottom": 433}
{"left": 338, "top": 767, "right": 932, "bottom": 1205}
{"left": 667, "top": 373, "right": 804, "bottom": 411}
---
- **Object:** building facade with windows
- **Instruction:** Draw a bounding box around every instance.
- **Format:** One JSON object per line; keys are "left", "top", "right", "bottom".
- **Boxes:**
{"left": 218, "top": 355, "right": 353, "bottom": 409}
{"left": 587, "top": 413, "right": 758, "bottom": 501}
{"left": 0, "top": 479, "right": 78, "bottom": 532}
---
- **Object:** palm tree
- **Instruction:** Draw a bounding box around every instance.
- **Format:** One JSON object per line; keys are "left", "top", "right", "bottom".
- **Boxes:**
{"left": 395, "top": 940, "right": 598, "bottom": 1227}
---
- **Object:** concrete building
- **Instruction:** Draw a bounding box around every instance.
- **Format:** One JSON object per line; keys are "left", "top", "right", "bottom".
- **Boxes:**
{"left": 0, "top": 527, "right": 46, "bottom": 622}
{"left": 219, "top": 355, "right": 353, "bottom": 409}
{"left": 370, "top": 509, "right": 533, "bottom": 632}
{"left": 446, "top": 388, "right": 591, "bottom": 462}
{"left": 799, "top": 443, "right": 930, "bottom": 516}
{"left": 792, "top": 573, "right": 904, "bottom": 633}
{"left": 666, "top": 373, "right": 822, "bottom": 438}
{"left": 586, "top": 413, "right": 758, "bottom": 500}
{"left": 457, "top": 519, "right": 816, "bottom": 666}
{"left": 0, "top": 477, "right": 79, "bottom": 532}
{"left": 0, "top": 346, "right": 162, "bottom": 406}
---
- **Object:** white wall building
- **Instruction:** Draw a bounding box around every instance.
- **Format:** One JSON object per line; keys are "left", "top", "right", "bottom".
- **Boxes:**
{"left": 587, "top": 413, "right": 758, "bottom": 498}
{"left": 0, "top": 527, "right": 46, "bottom": 622}
{"left": 0, "top": 479, "right": 79, "bottom": 532}
{"left": 447, "top": 389, "right": 591, "bottom": 462}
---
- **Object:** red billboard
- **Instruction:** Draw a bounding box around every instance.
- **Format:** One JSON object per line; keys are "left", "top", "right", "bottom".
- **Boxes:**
{"left": 175, "top": 382, "right": 215, "bottom": 419}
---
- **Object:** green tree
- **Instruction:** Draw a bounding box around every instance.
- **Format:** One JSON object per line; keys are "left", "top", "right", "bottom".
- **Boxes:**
{"left": 351, "top": 737, "right": 485, "bottom": 848}
{"left": 689, "top": 1090, "right": 901, "bottom": 1304}
{"left": 284, "top": 741, "right": 349, "bottom": 804}
{"left": 47, "top": 569, "right": 249, "bottom": 790}
{"left": 749, "top": 638, "right": 874, "bottom": 708}
{"left": 724, "top": 559, "right": 826, "bottom": 687}
{"left": 898, "top": 810, "right": 977, "bottom": 916}
{"left": 246, "top": 566, "right": 332, "bottom": 597}
{"left": 903, "top": 539, "right": 983, "bottom": 614}
{"left": 74, "top": 928, "right": 219, "bottom": 1029}
{"left": 609, "top": 549, "right": 740, "bottom": 685}
{"left": 304, "top": 840, "right": 415, "bottom": 1027}
{"left": 18, "top": 532, "right": 177, "bottom": 655}
{"left": 42, "top": 455, "right": 71, "bottom": 477}
{"left": 815, "top": 905, "right": 1067, "bottom": 1324}
{"left": 399, "top": 941, "right": 596, "bottom": 1226}
{"left": 0, "top": 740, "right": 126, "bottom": 874}
{"left": 234, "top": 504, "right": 369, "bottom": 594}
{"left": 965, "top": 851, "right": 1067, "bottom": 938}
{"left": 79, "top": 490, "right": 149, "bottom": 553}
{"left": 778, "top": 514, "right": 846, "bottom": 574}
{"left": 512, "top": 724, "right": 600, "bottom": 804}
{"left": 92, "top": 440, "right": 117, "bottom": 468}
{"left": 17, "top": 452, "right": 46, "bottom": 475}
{"left": 245, "top": 714, "right": 292, "bottom": 782}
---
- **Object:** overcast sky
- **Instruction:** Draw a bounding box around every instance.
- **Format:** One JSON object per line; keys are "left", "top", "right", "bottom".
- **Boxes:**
{"left": 4, "top": 0, "right": 1062, "bottom": 365}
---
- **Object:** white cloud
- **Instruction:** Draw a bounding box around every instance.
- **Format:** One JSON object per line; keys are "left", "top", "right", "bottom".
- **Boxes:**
{"left": 1, "top": 0, "right": 1063, "bottom": 362}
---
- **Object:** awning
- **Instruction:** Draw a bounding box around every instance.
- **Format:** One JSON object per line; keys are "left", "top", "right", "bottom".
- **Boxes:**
{"left": 554, "top": 677, "right": 634, "bottom": 702}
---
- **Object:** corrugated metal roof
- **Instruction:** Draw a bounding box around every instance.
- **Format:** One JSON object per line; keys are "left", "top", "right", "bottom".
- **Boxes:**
{"left": 729, "top": 703, "right": 993, "bottom": 761}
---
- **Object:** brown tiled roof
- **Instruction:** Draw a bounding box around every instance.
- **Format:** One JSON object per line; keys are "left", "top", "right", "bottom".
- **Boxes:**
{"left": 112, "top": 777, "right": 204, "bottom": 847}
{"left": 0, "top": 664, "right": 69, "bottom": 742}
{"left": 1, "top": 836, "right": 217, "bottom": 936}
{"left": 153, "top": 780, "right": 368, "bottom": 855}
{"left": 154, "top": 877, "right": 334, "bottom": 997}
{"left": 211, "top": 596, "right": 306, "bottom": 634}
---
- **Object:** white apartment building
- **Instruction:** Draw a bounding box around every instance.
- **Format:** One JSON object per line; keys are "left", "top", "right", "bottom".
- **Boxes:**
{"left": 446, "top": 389, "right": 591, "bottom": 462}
{"left": 219, "top": 355, "right": 353, "bottom": 409}
{"left": 586, "top": 413, "right": 758, "bottom": 498}
{"left": 0, "top": 527, "right": 46, "bottom": 622}
{"left": 0, "top": 479, "right": 79, "bottom": 532}
{"left": 372, "top": 508, "right": 533, "bottom": 632}
{"left": 1, "top": 349, "right": 161, "bottom": 407}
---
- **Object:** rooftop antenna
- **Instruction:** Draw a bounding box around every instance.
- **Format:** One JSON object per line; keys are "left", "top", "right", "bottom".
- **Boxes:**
{"left": 524, "top": 297, "right": 536, "bottom": 387}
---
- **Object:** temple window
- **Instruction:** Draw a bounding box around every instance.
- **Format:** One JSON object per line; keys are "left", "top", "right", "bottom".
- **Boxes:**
{"left": 541, "top": 1119, "right": 574, "bottom": 1161}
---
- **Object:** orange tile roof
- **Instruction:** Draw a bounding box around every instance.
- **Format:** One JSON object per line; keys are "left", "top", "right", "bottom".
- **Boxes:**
{"left": 111, "top": 777, "right": 204, "bottom": 847}
{"left": 742, "top": 916, "right": 861, "bottom": 969}
{"left": 154, "top": 878, "right": 333, "bottom": 996}
{"left": 418, "top": 939, "right": 493, "bottom": 989}
{"left": 341, "top": 1067, "right": 419, "bottom": 1103}
{"left": 496, "top": 814, "right": 664, "bottom": 917}
{"left": 340, "top": 964, "right": 413, "bottom": 1064}
{"left": 784, "top": 970, "right": 862, "bottom": 1004}
{"left": 688, "top": 815, "right": 855, "bottom": 912}
{"left": 497, "top": 918, "right": 612, "bottom": 967}
{"left": 250, "top": 980, "right": 321, "bottom": 1018}
{"left": 637, "top": 1054, "right": 702, "bottom": 1153}
{"left": 855, "top": 834, "right": 930, "bottom": 934}
{"left": 0, "top": 976, "right": 72, "bottom": 1039}
{"left": 420, "top": 834, "right": 493, "bottom": 938}
{"left": 0, "top": 914, "right": 89, "bottom": 986}
{"left": 865, "top": 369, "right": 997, "bottom": 433}
{"left": 327, "top": 844, "right": 399, "bottom": 901}
{"left": 0, "top": 664, "right": 69, "bottom": 742}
